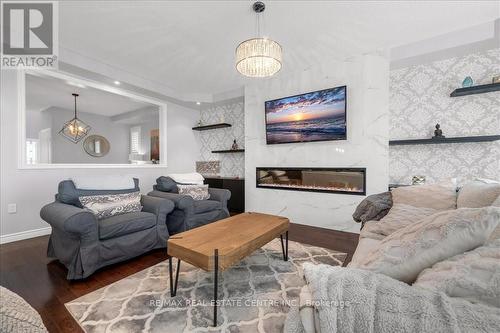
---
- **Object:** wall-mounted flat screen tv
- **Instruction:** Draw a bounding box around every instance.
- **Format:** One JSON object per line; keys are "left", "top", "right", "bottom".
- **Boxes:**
{"left": 265, "top": 86, "right": 346, "bottom": 144}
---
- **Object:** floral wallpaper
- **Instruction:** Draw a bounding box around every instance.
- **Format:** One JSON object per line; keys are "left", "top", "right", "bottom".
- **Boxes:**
{"left": 197, "top": 99, "right": 245, "bottom": 178}
{"left": 390, "top": 48, "right": 500, "bottom": 185}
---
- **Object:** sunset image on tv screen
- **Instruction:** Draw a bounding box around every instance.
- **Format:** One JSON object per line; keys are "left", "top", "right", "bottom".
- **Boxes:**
{"left": 265, "top": 86, "right": 346, "bottom": 144}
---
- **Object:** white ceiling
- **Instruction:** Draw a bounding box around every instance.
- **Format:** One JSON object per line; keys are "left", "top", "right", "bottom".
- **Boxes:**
{"left": 59, "top": 1, "right": 500, "bottom": 98}
{"left": 26, "top": 73, "right": 155, "bottom": 116}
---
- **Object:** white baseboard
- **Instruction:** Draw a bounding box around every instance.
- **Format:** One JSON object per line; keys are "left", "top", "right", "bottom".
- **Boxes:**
{"left": 0, "top": 227, "right": 52, "bottom": 244}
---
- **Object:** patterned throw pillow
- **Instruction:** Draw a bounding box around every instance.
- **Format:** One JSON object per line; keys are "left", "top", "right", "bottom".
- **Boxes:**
{"left": 79, "top": 191, "right": 142, "bottom": 219}
{"left": 177, "top": 184, "right": 210, "bottom": 200}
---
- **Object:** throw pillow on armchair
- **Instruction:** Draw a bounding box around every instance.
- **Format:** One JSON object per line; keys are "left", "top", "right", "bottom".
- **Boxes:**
{"left": 177, "top": 184, "right": 210, "bottom": 200}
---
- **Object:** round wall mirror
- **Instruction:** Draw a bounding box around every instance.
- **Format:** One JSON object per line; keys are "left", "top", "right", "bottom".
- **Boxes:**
{"left": 83, "top": 135, "right": 110, "bottom": 157}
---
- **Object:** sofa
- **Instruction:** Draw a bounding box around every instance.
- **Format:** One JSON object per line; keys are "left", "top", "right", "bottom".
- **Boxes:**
{"left": 40, "top": 178, "right": 175, "bottom": 280}
{"left": 147, "top": 176, "right": 231, "bottom": 234}
{"left": 285, "top": 179, "right": 500, "bottom": 333}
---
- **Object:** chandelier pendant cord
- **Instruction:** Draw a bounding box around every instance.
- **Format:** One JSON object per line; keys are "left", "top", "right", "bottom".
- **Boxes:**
{"left": 257, "top": 12, "right": 260, "bottom": 37}
{"left": 74, "top": 94, "right": 77, "bottom": 118}
{"left": 255, "top": 9, "right": 260, "bottom": 38}
{"left": 255, "top": 7, "right": 267, "bottom": 38}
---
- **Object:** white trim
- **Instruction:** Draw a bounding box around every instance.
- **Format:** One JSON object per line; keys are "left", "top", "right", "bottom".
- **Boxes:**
{"left": 18, "top": 164, "right": 169, "bottom": 170}
{"left": 18, "top": 70, "right": 26, "bottom": 169}
{"left": 18, "top": 69, "right": 168, "bottom": 169}
{"left": 0, "top": 227, "right": 52, "bottom": 244}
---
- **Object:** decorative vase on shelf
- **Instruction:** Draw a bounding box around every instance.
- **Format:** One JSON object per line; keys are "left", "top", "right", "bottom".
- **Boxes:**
{"left": 231, "top": 139, "right": 239, "bottom": 150}
{"left": 462, "top": 76, "right": 473, "bottom": 88}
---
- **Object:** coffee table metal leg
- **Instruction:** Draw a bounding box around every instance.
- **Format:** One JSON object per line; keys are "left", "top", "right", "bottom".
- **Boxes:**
{"left": 168, "top": 256, "right": 174, "bottom": 297}
{"left": 280, "top": 231, "right": 289, "bottom": 261}
{"left": 169, "top": 257, "right": 181, "bottom": 297}
{"left": 285, "top": 231, "right": 289, "bottom": 261}
{"left": 280, "top": 234, "right": 286, "bottom": 261}
{"left": 174, "top": 259, "right": 181, "bottom": 296}
{"left": 213, "top": 248, "right": 219, "bottom": 327}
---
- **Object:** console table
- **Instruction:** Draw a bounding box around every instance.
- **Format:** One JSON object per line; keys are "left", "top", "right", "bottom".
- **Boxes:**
{"left": 204, "top": 177, "right": 245, "bottom": 213}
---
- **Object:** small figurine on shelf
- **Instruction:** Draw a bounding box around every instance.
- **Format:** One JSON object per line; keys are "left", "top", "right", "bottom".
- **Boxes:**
{"left": 433, "top": 123, "right": 445, "bottom": 139}
{"left": 197, "top": 120, "right": 202, "bottom": 127}
{"left": 231, "top": 139, "right": 239, "bottom": 150}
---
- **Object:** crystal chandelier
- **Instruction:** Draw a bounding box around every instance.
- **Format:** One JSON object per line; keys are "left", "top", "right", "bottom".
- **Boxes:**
{"left": 59, "top": 93, "right": 91, "bottom": 143}
{"left": 235, "top": 1, "right": 282, "bottom": 78}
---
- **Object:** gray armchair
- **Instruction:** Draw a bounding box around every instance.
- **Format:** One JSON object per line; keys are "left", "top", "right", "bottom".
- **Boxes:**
{"left": 40, "top": 179, "right": 174, "bottom": 280}
{"left": 147, "top": 176, "right": 231, "bottom": 234}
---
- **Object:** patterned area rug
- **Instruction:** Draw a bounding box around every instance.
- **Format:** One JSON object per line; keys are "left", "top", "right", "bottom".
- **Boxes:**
{"left": 66, "top": 239, "right": 346, "bottom": 333}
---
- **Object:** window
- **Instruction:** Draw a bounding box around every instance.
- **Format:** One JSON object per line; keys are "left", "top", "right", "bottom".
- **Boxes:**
{"left": 26, "top": 139, "right": 38, "bottom": 165}
{"left": 130, "top": 126, "right": 141, "bottom": 154}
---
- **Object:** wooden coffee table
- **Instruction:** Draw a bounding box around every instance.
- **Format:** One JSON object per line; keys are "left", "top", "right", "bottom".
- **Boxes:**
{"left": 167, "top": 212, "right": 289, "bottom": 326}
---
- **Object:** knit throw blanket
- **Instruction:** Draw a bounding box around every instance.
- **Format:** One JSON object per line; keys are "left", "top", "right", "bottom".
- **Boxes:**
{"left": 284, "top": 264, "right": 500, "bottom": 333}
{"left": 0, "top": 286, "right": 47, "bottom": 333}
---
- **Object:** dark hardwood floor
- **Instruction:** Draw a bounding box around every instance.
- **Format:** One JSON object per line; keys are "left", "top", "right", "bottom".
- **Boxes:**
{"left": 0, "top": 223, "right": 358, "bottom": 333}
{"left": 289, "top": 223, "right": 359, "bottom": 264}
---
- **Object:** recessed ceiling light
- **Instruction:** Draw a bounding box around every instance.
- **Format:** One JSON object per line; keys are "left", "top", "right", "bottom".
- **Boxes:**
{"left": 66, "top": 81, "right": 86, "bottom": 89}
{"left": 114, "top": 81, "right": 120, "bottom": 85}
{"left": 196, "top": 102, "right": 201, "bottom": 105}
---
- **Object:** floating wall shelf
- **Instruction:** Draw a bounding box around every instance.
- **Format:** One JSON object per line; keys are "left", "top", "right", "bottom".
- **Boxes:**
{"left": 192, "top": 123, "right": 231, "bottom": 131}
{"left": 211, "top": 149, "right": 245, "bottom": 153}
{"left": 450, "top": 82, "right": 500, "bottom": 97}
{"left": 389, "top": 135, "right": 500, "bottom": 146}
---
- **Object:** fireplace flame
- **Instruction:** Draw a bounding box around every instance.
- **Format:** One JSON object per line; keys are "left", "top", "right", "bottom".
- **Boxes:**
{"left": 258, "top": 183, "right": 362, "bottom": 193}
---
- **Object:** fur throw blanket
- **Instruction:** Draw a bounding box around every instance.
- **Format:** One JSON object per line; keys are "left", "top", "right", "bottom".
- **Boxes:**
{"left": 284, "top": 264, "right": 500, "bottom": 333}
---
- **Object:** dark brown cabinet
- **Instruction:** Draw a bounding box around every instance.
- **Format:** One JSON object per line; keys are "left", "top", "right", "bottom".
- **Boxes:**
{"left": 205, "top": 177, "right": 245, "bottom": 213}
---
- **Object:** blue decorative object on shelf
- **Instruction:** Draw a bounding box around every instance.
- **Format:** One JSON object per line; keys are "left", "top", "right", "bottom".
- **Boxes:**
{"left": 462, "top": 76, "right": 474, "bottom": 88}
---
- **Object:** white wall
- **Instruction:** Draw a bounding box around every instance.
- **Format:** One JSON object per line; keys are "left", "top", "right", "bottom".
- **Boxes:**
{"left": 45, "top": 107, "right": 130, "bottom": 164}
{"left": 164, "top": 102, "right": 201, "bottom": 173}
{"left": 26, "top": 109, "right": 51, "bottom": 138}
{"left": 244, "top": 54, "right": 389, "bottom": 233}
{"left": 0, "top": 70, "right": 200, "bottom": 242}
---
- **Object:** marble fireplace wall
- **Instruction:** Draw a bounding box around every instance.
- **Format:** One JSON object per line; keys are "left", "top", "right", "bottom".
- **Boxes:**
{"left": 198, "top": 98, "right": 245, "bottom": 178}
{"left": 245, "top": 54, "right": 389, "bottom": 233}
{"left": 389, "top": 48, "right": 500, "bottom": 185}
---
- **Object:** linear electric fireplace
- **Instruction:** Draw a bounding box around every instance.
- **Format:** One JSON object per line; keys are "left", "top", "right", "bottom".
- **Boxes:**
{"left": 256, "top": 167, "right": 366, "bottom": 195}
